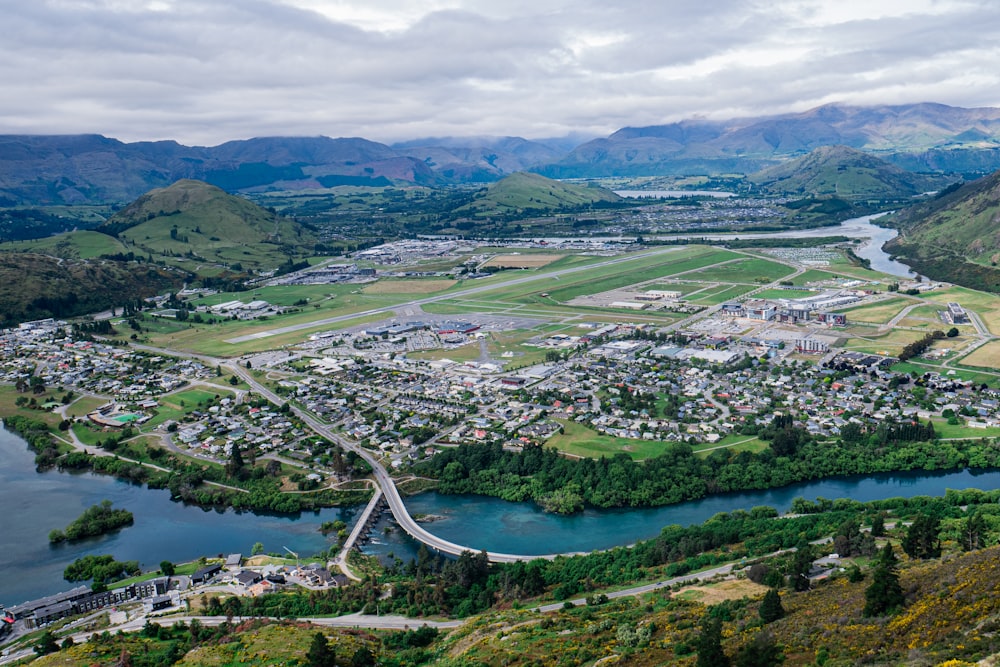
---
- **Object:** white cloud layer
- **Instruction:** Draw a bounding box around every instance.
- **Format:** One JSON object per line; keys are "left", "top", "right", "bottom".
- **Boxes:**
{"left": 3, "top": 0, "right": 999, "bottom": 145}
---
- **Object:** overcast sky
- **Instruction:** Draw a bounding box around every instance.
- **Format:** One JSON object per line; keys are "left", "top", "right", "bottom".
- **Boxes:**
{"left": 4, "top": 0, "right": 1000, "bottom": 146}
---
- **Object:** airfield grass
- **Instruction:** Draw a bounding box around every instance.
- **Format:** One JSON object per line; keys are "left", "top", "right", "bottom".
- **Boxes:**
{"left": 683, "top": 257, "right": 795, "bottom": 284}
{"left": 481, "top": 254, "right": 565, "bottom": 269}
{"left": 793, "top": 269, "right": 842, "bottom": 285}
{"left": 362, "top": 279, "right": 457, "bottom": 295}
{"left": 838, "top": 297, "right": 912, "bottom": 324}
{"left": 890, "top": 360, "right": 999, "bottom": 384}
{"left": 686, "top": 284, "right": 757, "bottom": 305}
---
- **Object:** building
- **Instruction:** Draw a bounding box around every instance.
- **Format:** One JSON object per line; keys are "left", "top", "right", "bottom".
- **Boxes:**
{"left": 944, "top": 302, "right": 970, "bottom": 325}
{"left": 795, "top": 338, "right": 830, "bottom": 353}
{"left": 609, "top": 301, "right": 650, "bottom": 310}
{"left": 191, "top": 563, "right": 223, "bottom": 584}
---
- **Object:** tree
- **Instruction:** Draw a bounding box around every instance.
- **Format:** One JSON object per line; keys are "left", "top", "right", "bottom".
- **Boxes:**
{"left": 870, "top": 513, "right": 886, "bottom": 537}
{"left": 734, "top": 631, "right": 783, "bottom": 667}
{"left": 695, "top": 615, "right": 730, "bottom": 667}
{"left": 251, "top": 542, "right": 264, "bottom": 556}
{"left": 947, "top": 327, "right": 959, "bottom": 338}
{"left": 863, "top": 542, "right": 905, "bottom": 617}
{"left": 789, "top": 540, "right": 813, "bottom": 592}
{"left": 351, "top": 647, "right": 375, "bottom": 667}
{"left": 759, "top": 588, "right": 785, "bottom": 624}
{"left": 160, "top": 560, "right": 175, "bottom": 577}
{"left": 961, "top": 511, "right": 988, "bottom": 551}
{"left": 307, "top": 632, "right": 335, "bottom": 667}
{"left": 33, "top": 631, "right": 58, "bottom": 655}
{"left": 901, "top": 513, "right": 941, "bottom": 559}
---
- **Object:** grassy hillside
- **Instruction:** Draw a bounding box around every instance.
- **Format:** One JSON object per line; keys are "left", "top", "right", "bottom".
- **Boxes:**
{"left": 101, "top": 179, "right": 318, "bottom": 271}
{"left": 886, "top": 170, "right": 1000, "bottom": 291}
{"left": 749, "top": 145, "right": 951, "bottom": 199}
{"left": 0, "top": 230, "right": 129, "bottom": 259}
{"left": 457, "top": 172, "right": 623, "bottom": 216}
{"left": 0, "top": 252, "right": 185, "bottom": 326}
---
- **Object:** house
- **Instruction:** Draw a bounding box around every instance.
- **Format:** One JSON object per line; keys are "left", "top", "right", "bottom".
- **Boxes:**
{"left": 225, "top": 553, "right": 243, "bottom": 571}
{"left": 235, "top": 570, "right": 263, "bottom": 587}
{"left": 191, "top": 563, "right": 223, "bottom": 584}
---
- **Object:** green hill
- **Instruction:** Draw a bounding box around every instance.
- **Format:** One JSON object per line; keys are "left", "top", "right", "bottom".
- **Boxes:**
{"left": 885, "top": 170, "right": 1000, "bottom": 290}
{"left": 0, "top": 230, "right": 129, "bottom": 260}
{"left": 100, "top": 179, "right": 318, "bottom": 271}
{"left": 749, "top": 145, "right": 951, "bottom": 199}
{"left": 458, "top": 172, "right": 622, "bottom": 216}
{"left": 0, "top": 252, "right": 183, "bottom": 326}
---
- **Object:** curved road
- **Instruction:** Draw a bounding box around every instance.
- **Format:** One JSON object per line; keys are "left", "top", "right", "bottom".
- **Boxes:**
{"left": 225, "top": 362, "right": 573, "bottom": 563}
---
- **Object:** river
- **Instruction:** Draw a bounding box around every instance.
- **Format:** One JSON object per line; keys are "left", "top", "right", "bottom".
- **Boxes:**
{"left": 654, "top": 213, "right": 915, "bottom": 278}
{"left": 5, "top": 424, "right": 1000, "bottom": 605}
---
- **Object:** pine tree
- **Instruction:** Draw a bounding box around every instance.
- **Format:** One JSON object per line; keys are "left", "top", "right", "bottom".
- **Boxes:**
{"left": 789, "top": 540, "right": 813, "bottom": 591}
{"left": 961, "top": 511, "right": 987, "bottom": 552}
{"left": 901, "top": 513, "right": 941, "bottom": 559}
{"left": 863, "top": 542, "right": 905, "bottom": 617}
{"left": 307, "top": 632, "right": 334, "bottom": 667}
{"left": 734, "top": 631, "right": 783, "bottom": 667}
{"left": 695, "top": 615, "right": 730, "bottom": 667}
{"left": 759, "top": 588, "right": 785, "bottom": 624}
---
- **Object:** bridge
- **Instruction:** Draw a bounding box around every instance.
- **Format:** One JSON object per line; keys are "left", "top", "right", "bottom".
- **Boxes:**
{"left": 227, "top": 364, "right": 571, "bottom": 563}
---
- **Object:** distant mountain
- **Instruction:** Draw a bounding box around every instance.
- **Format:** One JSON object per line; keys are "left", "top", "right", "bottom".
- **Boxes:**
{"left": 99, "top": 179, "right": 317, "bottom": 271}
{"left": 536, "top": 103, "right": 1000, "bottom": 178}
{"left": 885, "top": 170, "right": 1000, "bottom": 290}
{"left": 392, "top": 136, "right": 564, "bottom": 183}
{"left": 457, "top": 172, "right": 622, "bottom": 216}
{"left": 4, "top": 103, "right": 1000, "bottom": 206}
{"left": 0, "top": 134, "right": 559, "bottom": 206}
{"left": 748, "top": 145, "right": 954, "bottom": 199}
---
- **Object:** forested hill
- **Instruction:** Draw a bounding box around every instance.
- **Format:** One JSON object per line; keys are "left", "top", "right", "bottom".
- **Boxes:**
{"left": 0, "top": 252, "right": 184, "bottom": 327}
{"left": 885, "top": 169, "right": 1000, "bottom": 291}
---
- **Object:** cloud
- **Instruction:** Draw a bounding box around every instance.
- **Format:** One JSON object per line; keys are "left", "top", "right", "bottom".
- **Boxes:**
{"left": 1, "top": 0, "right": 998, "bottom": 145}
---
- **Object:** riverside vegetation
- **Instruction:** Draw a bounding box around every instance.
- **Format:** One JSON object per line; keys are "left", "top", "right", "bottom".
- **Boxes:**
{"left": 25, "top": 490, "right": 1000, "bottom": 665}
{"left": 48, "top": 499, "right": 133, "bottom": 544}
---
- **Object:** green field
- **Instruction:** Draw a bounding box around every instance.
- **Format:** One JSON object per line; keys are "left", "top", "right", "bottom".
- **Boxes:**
{"left": 838, "top": 297, "right": 911, "bottom": 324}
{"left": 546, "top": 420, "right": 670, "bottom": 460}
{"left": 682, "top": 257, "right": 795, "bottom": 284}
{"left": 753, "top": 288, "right": 818, "bottom": 300}
{"left": 686, "top": 284, "right": 757, "bottom": 305}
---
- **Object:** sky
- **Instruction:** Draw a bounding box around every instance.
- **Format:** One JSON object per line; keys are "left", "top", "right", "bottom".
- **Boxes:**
{"left": 4, "top": 0, "right": 1000, "bottom": 146}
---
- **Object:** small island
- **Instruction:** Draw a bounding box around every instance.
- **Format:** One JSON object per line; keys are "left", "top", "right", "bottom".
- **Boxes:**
{"left": 49, "top": 499, "right": 134, "bottom": 543}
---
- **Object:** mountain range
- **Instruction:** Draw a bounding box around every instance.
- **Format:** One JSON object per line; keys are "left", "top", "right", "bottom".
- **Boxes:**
{"left": 4, "top": 102, "right": 1000, "bottom": 205}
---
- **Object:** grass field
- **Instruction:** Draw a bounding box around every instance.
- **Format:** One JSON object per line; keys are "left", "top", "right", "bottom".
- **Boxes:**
{"left": 683, "top": 257, "right": 795, "bottom": 284}
{"left": 362, "top": 279, "right": 457, "bottom": 295}
{"left": 546, "top": 420, "right": 668, "bottom": 460}
{"left": 753, "top": 288, "right": 818, "bottom": 300}
{"left": 794, "top": 269, "right": 842, "bottom": 285}
{"left": 841, "top": 329, "right": 928, "bottom": 356}
{"left": 481, "top": 254, "right": 564, "bottom": 269}
{"left": 686, "top": 284, "right": 757, "bottom": 305}
{"left": 838, "top": 298, "right": 911, "bottom": 324}
{"left": 925, "top": 286, "right": 1000, "bottom": 335}
{"left": 957, "top": 341, "right": 1000, "bottom": 369}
